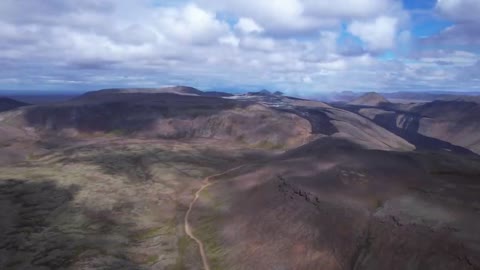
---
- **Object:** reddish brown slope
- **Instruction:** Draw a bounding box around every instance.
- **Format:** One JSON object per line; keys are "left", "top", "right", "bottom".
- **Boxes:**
{"left": 193, "top": 138, "right": 480, "bottom": 270}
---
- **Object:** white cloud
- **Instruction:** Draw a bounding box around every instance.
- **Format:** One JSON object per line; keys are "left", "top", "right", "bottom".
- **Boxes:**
{"left": 200, "top": 0, "right": 400, "bottom": 35}
{"left": 429, "top": 0, "right": 480, "bottom": 45}
{"left": 235, "top": 17, "right": 264, "bottom": 34}
{"left": 154, "top": 4, "right": 230, "bottom": 45}
{"left": 200, "top": 0, "right": 312, "bottom": 34}
{"left": 302, "top": 75, "right": 313, "bottom": 83}
{"left": 416, "top": 50, "right": 478, "bottom": 67}
{"left": 436, "top": 0, "right": 480, "bottom": 22}
{"left": 240, "top": 36, "right": 276, "bottom": 51}
{"left": 302, "top": 0, "right": 393, "bottom": 18}
{"left": 0, "top": 0, "right": 478, "bottom": 93}
{"left": 348, "top": 16, "right": 399, "bottom": 51}
{"left": 219, "top": 34, "right": 240, "bottom": 47}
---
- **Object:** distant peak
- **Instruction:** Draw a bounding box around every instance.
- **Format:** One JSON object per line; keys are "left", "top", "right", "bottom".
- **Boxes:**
{"left": 259, "top": 89, "right": 271, "bottom": 95}
{"left": 247, "top": 89, "right": 284, "bottom": 96}
{"left": 273, "top": 91, "right": 284, "bottom": 96}
{"left": 79, "top": 86, "right": 204, "bottom": 99}
{"left": 349, "top": 92, "right": 390, "bottom": 106}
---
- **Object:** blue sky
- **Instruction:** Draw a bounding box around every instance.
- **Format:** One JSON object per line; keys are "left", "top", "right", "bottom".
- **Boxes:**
{"left": 0, "top": 0, "right": 479, "bottom": 95}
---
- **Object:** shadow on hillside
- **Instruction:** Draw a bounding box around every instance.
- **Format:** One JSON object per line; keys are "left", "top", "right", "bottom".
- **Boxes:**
{"left": 373, "top": 112, "right": 477, "bottom": 155}
{"left": 0, "top": 179, "right": 143, "bottom": 269}
{"left": 22, "top": 94, "right": 249, "bottom": 135}
{"left": 192, "top": 140, "right": 480, "bottom": 270}
{"left": 274, "top": 107, "right": 338, "bottom": 135}
{"left": 0, "top": 97, "right": 30, "bottom": 113}
{"left": 190, "top": 170, "right": 364, "bottom": 270}
{"left": 334, "top": 104, "right": 477, "bottom": 156}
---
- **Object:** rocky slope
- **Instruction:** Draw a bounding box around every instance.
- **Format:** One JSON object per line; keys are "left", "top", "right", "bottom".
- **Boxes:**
{"left": 195, "top": 137, "right": 480, "bottom": 270}
{"left": 1, "top": 91, "right": 312, "bottom": 150}
{"left": 1, "top": 87, "right": 415, "bottom": 153}
{"left": 344, "top": 100, "right": 480, "bottom": 155}
{"left": 0, "top": 87, "right": 479, "bottom": 270}
{"left": 412, "top": 101, "right": 480, "bottom": 154}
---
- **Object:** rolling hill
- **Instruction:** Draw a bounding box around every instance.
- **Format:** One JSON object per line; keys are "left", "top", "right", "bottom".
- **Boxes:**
{"left": 342, "top": 100, "right": 480, "bottom": 155}
{"left": 194, "top": 137, "right": 480, "bottom": 269}
{"left": 0, "top": 97, "right": 29, "bottom": 112}
{"left": 0, "top": 86, "right": 478, "bottom": 270}
{"left": 349, "top": 92, "right": 391, "bottom": 107}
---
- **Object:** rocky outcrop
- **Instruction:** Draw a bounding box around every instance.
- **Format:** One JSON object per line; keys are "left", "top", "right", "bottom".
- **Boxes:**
{"left": 275, "top": 174, "right": 479, "bottom": 270}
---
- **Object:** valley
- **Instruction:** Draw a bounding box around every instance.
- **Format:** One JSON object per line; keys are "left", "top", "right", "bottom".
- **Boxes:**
{"left": 0, "top": 87, "right": 479, "bottom": 269}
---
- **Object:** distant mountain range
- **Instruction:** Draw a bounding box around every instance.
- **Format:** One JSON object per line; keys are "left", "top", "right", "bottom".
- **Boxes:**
{"left": 1, "top": 87, "right": 479, "bottom": 156}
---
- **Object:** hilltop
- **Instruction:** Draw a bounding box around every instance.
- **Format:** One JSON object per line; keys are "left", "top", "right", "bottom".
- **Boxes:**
{"left": 349, "top": 92, "right": 391, "bottom": 106}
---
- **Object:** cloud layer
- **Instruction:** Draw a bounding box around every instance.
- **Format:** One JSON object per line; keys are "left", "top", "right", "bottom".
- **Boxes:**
{"left": 0, "top": 0, "right": 479, "bottom": 94}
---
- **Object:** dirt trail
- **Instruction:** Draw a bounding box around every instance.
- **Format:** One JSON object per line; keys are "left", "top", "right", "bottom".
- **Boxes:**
{"left": 184, "top": 165, "right": 246, "bottom": 270}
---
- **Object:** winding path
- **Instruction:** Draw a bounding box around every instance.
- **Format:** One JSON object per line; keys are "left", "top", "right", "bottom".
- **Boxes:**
{"left": 184, "top": 165, "right": 246, "bottom": 270}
